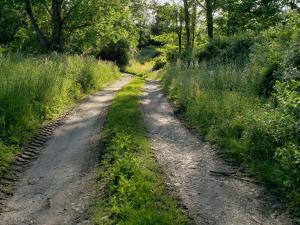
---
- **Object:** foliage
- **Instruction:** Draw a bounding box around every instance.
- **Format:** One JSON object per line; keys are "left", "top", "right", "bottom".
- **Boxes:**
{"left": 151, "top": 3, "right": 178, "bottom": 35}
{"left": 161, "top": 61, "right": 300, "bottom": 212}
{"left": 159, "top": 14, "right": 300, "bottom": 212}
{"left": 99, "top": 39, "right": 131, "bottom": 68}
{"left": 0, "top": 54, "right": 120, "bottom": 177}
{"left": 214, "top": 0, "right": 286, "bottom": 35}
{"left": 2, "top": 0, "right": 144, "bottom": 54}
{"left": 153, "top": 56, "right": 167, "bottom": 70}
{"left": 0, "top": 0, "right": 22, "bottom": 45}
{"left": 92, "top": 79, "right": 187, "bottom": 225}
{"left": 196, "top": 35, "right": 255, "bottom": 63}
{"left": 125, "top": 46, "right": 159, "bottom": 77}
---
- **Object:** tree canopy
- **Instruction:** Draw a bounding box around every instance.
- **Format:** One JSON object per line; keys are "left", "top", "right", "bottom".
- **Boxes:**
{"left": 0, "top": 0, "right": 298, "bottom": 56}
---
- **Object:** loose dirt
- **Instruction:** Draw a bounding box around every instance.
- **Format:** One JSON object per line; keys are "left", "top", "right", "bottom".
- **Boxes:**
{"left": 0, "top": 75, "right": 132, "bottom": 225}
{"left": 141, "top": 80, "right": 292, "bottom": 225}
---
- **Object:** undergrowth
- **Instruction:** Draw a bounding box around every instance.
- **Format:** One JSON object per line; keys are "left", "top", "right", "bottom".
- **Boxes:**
{"left": 161, "top": 61, "right": 299, "bottom": 214}
{"left": 92, "top": 78, "right": 187, "bottom": 225}
{"left": 0, "top": 54, "right": 120, "bottom": 176}
{"left": 160, "top": 16, "right": 299, "bottom": 214}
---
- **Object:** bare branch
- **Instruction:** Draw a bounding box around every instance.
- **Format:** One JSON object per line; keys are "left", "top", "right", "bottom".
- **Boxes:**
{"left": 25, "top": 0, "right": 49, "bottom": 50}
{"left": 194, "top": 0, "right": 206, "bottom": 10}
{"left": 43, "top": 3, "right": 52, "bottom": 16}
{"left": 63, "top": 22, "right": 92, "bottom": 30}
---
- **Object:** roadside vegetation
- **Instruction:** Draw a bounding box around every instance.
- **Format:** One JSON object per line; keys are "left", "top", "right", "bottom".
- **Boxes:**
{"left": 1, "top": 0, "right": 299, "bottom": 220}
{"left": 92, "top": 78, "right": 187, "bottom": 225}
{"left": 125, "top": 46, "right": 166, "bottom": 79}
{"left": 0, "top": 54, "right": 120, "bottom": 176}
{"left": 159, "top": 13, "right": 300, "bottom": 213}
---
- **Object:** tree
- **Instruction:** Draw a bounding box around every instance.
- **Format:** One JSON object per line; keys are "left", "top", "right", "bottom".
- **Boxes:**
{"left": 214, "top": 0, "right": 286, "bottom": 35}
{"left": 191, "top": 2, "right": 197, "bottom": 48}
{"left": 176, "top": 6, "right": 184, "bottom": 54}
{"left": 0, "top": 0, "right": 22, "bottom": 45}
{"left": 183, "top": 0, "right": 191, "bottom": 52}
{"left": 23, "top": 0, "right": 97, "bottom": 51}
{"left": 205, "top": 0, "right": 213, "bottom": 39}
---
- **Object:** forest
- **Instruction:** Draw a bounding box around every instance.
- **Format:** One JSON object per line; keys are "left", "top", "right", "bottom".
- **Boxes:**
{"left": 0, "top": 0, "right": 299, "bottom": 224}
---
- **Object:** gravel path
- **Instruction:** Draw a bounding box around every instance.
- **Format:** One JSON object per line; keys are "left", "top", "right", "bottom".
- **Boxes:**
{"left": 141, "top": 80, "right": 292, "bottom": 225}
{"left": 0, "top": 75, "right": 132, "bottom": 225}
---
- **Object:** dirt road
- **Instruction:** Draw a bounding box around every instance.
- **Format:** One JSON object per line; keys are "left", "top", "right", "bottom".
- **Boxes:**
{"left": 141, "top": 80, "right": 292, "bottom": 225}
{"left": 0, "top": 75, "right": 132, "bottom": 225}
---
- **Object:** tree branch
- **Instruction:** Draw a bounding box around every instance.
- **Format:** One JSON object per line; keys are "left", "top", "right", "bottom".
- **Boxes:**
{"left": 63, "top": 22, "right": 92, "bottom": 30}
{"left": 61, "top": 0, "right": 83, "bottom": 25}
{"left": 25, "top": 0, "right": 49, "bottom": 50}
{"left": 43, "top": 3, "right": 52, "bottom": 16}
{"left": 194, "top": 0, "right": 206, "bottom": 10}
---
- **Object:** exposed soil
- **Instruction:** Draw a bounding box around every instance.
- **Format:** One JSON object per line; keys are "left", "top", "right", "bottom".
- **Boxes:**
{"left": 0, "top": 75, "right": 132, "bottom": 225}
{"left": 141, "top": 80, "right": 292, "bottom": 225}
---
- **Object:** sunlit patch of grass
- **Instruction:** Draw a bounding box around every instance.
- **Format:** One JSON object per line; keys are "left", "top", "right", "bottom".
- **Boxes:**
{"left": 125, "top": 46, "right": 160, "bottom": 77}
{"left": 146, "top": 70, "right": 163, "bottom": 80}
{"left": 91, "top": 78, "right": 187, "bottom": 225}
{"left": 125, "top": 60, "right": 154, "bottom": 77}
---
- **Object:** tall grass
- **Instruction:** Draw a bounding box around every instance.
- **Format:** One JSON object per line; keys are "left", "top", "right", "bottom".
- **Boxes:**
{"left": 125, "top": 60, "right": 154, "bottom": 77}
{"left": 161, "top": 62, "right": 299, "bottom": 212}
{"left": 0, "top": 54, "right": 120, "bottom": 175}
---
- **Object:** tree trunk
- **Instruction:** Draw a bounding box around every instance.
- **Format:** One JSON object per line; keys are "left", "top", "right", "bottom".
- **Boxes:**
{"left": 177, "top": 7, "right": 183, "bottom": 55}
{"left": 25, "top": 0, "right": 49, "bottom": 50}
{"left": 205, "top": 0, "right": 213, "bottom": 40}
{"left": 183, "top": 0, "right": 191, "bottom": 51}
{"left": 51, "top": 0, "right": 62, "bottom": 51}
{"left": 191, "top": 3, "right": 196, "bottom": 49}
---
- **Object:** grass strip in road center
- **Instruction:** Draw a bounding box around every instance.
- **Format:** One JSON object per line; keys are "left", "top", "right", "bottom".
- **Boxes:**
{"left": 92, "top": 78, "right": 187, "bottom": 225}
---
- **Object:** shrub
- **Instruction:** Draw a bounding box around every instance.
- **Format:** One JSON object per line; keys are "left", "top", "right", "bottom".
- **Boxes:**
{"left": 153, "top": 56, "right": 167, "bottom": 70}
{"left": 196, "top": 35, "right": 255, "bottom": 63}
{"left": 166, "top": 48, "right": 178, "bottom": 63}
{"left": 136, "top": 46, "right": 161, "bottom": 63}
{"left": 98, "top": 39, "right": 131, "bottom": 68}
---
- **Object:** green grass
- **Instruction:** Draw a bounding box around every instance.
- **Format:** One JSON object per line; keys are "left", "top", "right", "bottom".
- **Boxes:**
{"left": 125, "top": 46, "right": 159, "bottom": 77}
{"left": 161, "top": 62, "right": 300, "bottom": 213}
{"left": 125, "top": 60, "right": 155, "bottom": 77}
{"left": 0, "top": 54, "right": 121, "bottom": 177}
{"left": 91, "top": 78, "right": 187, "bottom": 225}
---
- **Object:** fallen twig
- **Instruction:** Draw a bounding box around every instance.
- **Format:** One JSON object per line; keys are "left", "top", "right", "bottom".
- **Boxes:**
{"left": 209, "top": 170, "right": 264, "bottom": 185}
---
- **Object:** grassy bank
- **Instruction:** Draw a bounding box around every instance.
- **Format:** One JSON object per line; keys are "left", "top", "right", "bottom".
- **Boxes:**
{"left": 0, "top": 54, "right": 120, "bottom": 176}
{"left": 160, "top": 62, "right": 299, "bottom": 213}
{"left": 92, "top": 78, "right": 187, "bottom": 224}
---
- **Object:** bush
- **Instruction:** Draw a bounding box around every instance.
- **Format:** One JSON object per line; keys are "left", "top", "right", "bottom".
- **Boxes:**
{"left": 98, "top": 39, "right": 130, "bottom": 68}
{"left": 196, "top": 35, "right": 255, "bottom": 63}
{"left": 153, "top": 56, "right": 167, "bottom": 70}
{"left": 166, "top": 48, "right": 178, "bottom": 63}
